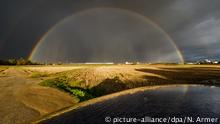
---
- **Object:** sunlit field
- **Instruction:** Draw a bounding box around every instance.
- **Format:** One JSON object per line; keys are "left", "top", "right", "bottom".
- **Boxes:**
{"left": 2, "top": 0, "right": 220, "bottom": 123}
{"left": 1, "top": 64, "right": 220, "bottom": 123}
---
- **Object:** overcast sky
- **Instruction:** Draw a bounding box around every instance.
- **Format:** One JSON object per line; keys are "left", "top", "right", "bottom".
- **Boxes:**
{"left": 1, "top": 0, "right": 220, "bottom": 62}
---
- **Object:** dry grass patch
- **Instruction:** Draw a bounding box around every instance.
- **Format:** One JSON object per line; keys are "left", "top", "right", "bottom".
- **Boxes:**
{"left": 39, "top": 65, "right": 220, "bottom": 103}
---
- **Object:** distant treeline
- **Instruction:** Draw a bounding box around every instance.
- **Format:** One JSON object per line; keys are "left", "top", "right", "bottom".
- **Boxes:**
{"left": 0, "top": 58, "right": 40, "bottom": 65}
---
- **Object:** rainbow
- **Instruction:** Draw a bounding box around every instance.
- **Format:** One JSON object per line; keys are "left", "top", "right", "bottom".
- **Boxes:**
{"left": 29, "top": 7, "right": 184, "bottom": 63}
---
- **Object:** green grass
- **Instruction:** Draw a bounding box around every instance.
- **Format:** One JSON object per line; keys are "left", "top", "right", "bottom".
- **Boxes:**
{"left": 38, "top": 65, "right": 220, "bottom": 103}
{"left": 69, "top": 80, "right": 84, "bottom": 87}
{"left": 39, "top": 77, "right": 95, "bottom": 102}
{"left": 39, "top": 75, "right": 127, "bottom": 102}
{"left": 30, "top": 72, "right": 49, "bottom": 78}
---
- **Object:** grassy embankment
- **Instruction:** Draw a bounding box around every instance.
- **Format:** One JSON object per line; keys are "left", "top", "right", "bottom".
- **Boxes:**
{"left": 40, "top": 77, "right": 95, "bottom": 101}
{"left": 39, "top": 65, "right": 220, "bottom": 102}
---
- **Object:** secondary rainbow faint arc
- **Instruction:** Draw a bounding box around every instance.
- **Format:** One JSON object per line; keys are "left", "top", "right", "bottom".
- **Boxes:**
{"left": 29, "top": 7, "right": 185, "bottom": 63}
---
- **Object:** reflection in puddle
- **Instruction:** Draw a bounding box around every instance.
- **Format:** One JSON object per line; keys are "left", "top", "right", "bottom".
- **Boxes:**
{"left": 41, "top": 85, "right": 220, "bottom": 124}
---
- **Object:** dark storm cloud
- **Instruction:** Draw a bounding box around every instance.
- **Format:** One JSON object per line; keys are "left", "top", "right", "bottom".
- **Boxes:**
{"left": 167, "top": 0, "right": 220, "bottom": 61}
{"left": 32, "top": 8, "right": 182, "bottom": 63}
{"left": 0, "top": 0, "right": 220, "bottom": 62}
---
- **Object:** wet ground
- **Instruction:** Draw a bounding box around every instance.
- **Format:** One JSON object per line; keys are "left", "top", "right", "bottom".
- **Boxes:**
{"left": 40, "top": 85, "right": 220, "bottom": 124}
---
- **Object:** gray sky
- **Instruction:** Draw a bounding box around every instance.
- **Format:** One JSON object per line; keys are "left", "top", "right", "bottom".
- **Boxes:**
{"left": 1, "top": 0, "right": 220, "bottom": 62}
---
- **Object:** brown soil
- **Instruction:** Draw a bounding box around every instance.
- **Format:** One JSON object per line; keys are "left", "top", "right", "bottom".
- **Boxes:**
{"left": 0, "top": 67, "right": 77, "bottom": 124}
{"left": 1, "top": 64, "right": 220, "bottom": 124}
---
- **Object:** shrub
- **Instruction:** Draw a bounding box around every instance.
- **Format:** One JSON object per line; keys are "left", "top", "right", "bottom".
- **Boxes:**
{"left": 69, "top": 80, "right": 84, "bottom": 87}
{"left": 39, "top": 77, "right": 95, "bottom": 102}
{"left": 30, "top": 72, "right": 48, "bottom": 78}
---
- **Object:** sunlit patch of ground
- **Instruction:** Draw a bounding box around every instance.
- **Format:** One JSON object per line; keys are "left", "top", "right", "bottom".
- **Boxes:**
{"left": 0, "top": 67, "right": 77, "bottom": 124}
{"left": 23, "top": 66, "right": 85, "bottom": 73}
{"left": 1, "top": 64, "right": 220, "bottom": 124}
{"left": 17, "top": 85, "right": 78, "bottom": 115}
{"left": 40, "top": 64, "right": 220, "bottom": 98}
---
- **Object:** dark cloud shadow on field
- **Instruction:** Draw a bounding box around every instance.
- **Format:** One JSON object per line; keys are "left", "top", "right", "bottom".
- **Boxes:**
{"left": 135, "top": 67, "right": 220, "bottom": 85}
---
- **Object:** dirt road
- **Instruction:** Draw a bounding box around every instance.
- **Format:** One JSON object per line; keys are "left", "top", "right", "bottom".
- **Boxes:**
{"left": 0, "top": 67, "right": 76, "bottom": 124}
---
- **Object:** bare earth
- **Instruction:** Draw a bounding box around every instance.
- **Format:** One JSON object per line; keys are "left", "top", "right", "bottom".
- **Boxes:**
{"left": 1, "top": 64, "right": 220, "bottom": 124}
{"left": 0, "top": 67, "right": 77, "bottom": 124}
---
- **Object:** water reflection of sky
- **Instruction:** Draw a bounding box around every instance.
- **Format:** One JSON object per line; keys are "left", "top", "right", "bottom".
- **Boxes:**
{"left": 42, "top": 85, "right": 220, "bottom": 124}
